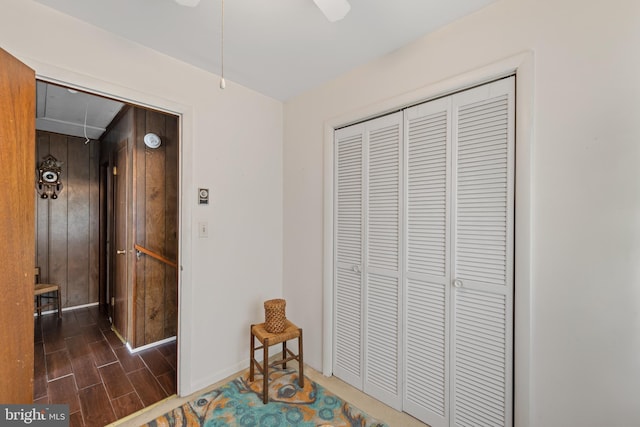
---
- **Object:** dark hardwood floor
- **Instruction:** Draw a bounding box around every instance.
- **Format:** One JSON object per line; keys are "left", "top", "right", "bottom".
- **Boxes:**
{"left": 33, "top": 306, "right": 176, "bottom": 427}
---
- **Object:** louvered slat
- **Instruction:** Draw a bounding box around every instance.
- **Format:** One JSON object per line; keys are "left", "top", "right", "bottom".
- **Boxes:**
{"left": 405, "top": 278, "right": 446, "bottom": 416}
{"left": 453, "top": 289, "right": 506, "bottom": 427}
{"left": 337, "top": 134, "right": 363, "bottom": 266}
{"left": 368, "top": 123, "right": 400, "bottom": 271}
{"left": 366, "top": 273, "right": 399, "bottom": 395}
{"left": 404, "top": 99, "right": 449, "bottom": 427}
{"left": 407, "top": 110, "right": 447, "bottom": 277}
{"left": 335, "top": 268, "right": 362, "bottom": 377}
{"left": 363, "top": 113, "right": 402, "bottom": 409}
{"left": 334, "top": 128, "right": 363, "bottom": 387}
{"left": 455, "top": 95, "right": 509, "bottom": 287}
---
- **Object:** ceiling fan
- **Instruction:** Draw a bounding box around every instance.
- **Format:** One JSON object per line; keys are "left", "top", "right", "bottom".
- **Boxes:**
{"left": 174, "top": 0, "right": 351, "bottom": 22}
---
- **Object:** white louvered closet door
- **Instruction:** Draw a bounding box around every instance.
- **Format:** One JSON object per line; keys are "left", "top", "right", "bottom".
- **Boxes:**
{"left": 333, "top": 112, "right": 403, "bottom": 409}
{"left": 403, "top": 97, "right": 452, "bottom": 427}
{"left": 363, "top": 113, "right": 403, "bottom": 409}
{"left": 334, "top": 77, "right": 514, "bottom": 427}
{"left": 333, "top": 123, "right": 365, "bottom": 389}
{"left": 450, "top": 77, "right": 514, "bottom": 427}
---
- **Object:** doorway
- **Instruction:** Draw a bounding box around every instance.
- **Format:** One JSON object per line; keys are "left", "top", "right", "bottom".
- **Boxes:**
{"left": 33, "top": 79, "right": 180, "bottom": 424}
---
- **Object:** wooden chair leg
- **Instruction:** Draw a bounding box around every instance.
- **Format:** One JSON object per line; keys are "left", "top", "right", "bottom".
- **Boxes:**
{"left": 249, "top": 325, "right": 255, "bottom": 382}
{"left": 282, "top": 341, "right": 287, "bottom": 369}
{"left": 56, "top": 289, "right": 62, "bottom": 319}
{"left": 263, "top": 337, "right": 269, "bottom": 404}
{"left": 36, "top": 295, "right": 41, "bottom": 317}
{"left": 298, "top": 329, "right": 304, "bottom": 387}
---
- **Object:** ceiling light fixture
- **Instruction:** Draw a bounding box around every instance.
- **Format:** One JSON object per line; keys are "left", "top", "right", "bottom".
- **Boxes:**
{"left": 313, "top": 0, "right": 351, "bottom": 22}
{"left": 144, "top": 133, "right": 162, "bottom": 149}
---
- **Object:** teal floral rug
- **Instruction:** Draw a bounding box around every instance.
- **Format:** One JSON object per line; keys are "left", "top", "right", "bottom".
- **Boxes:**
{"left": 144, "top": 368, "right": 388, "bottom": 427}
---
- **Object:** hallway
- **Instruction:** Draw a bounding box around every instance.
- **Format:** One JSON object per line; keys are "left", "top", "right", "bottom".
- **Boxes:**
{"left": 33, "top": 306, "right": 176, "bottom": 427}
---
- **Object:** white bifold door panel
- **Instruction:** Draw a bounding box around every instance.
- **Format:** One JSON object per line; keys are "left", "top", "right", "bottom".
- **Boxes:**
{"left": 334, "top": 77, "right": 514, "bottom": 427}
{"left": 449, "top": 79, "right": 514, "bottom": 427}
{"left": 334, "top": 123, "right": 364, "bottom": 389}
{"left": 403, "top": 96, "right": 452, "bottom": 427}
{"left": 334, "top": 112, "right": 403, "bottom": 409}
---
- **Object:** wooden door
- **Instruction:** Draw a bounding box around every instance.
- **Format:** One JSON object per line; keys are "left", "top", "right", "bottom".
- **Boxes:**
{"left": 0, "top": 48, "right": 36, "bottom": 403}
{"left": 113, "top": 138, "right": 130, "bottom": 340}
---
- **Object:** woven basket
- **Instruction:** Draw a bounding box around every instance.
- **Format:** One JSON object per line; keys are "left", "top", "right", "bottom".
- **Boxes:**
{"left": 264, "top": 299, "right": 286, "bottom": 333}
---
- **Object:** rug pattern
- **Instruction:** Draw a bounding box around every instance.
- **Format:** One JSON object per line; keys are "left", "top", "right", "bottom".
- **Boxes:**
{"left": 145, "top": 368, "right": 388, "bottom": 427}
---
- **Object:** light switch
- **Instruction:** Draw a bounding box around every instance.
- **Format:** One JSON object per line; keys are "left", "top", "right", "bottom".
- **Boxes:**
{"left": 198, "top": 221, "right": 208, "bottom": 238}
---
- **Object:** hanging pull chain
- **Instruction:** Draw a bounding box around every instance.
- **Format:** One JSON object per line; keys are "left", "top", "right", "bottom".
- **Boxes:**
{"left": 219, "top": 0, "right": 226, "bottom": 89}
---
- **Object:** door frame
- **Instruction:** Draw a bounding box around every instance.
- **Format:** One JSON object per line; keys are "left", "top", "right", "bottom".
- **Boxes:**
{"left": 322, "top": 51, "right": 534, "bottom": 427}
{"left": 28, "top": 58, "right": 194, "bottom": 397}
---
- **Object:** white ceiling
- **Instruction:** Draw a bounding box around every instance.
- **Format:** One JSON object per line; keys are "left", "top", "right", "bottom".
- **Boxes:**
{"left": 36, "top": 81, "right": 124, "bottom": 140}
{"left": 33, "top": 0, "right": 498, "bottom": 101}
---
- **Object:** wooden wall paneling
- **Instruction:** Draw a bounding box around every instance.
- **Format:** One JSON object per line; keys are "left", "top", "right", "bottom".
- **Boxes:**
{"left": 164, "top": 115, "right": 179, "bottom": 338}
{"left": 98, "top": 161, "right": 107, "bottom": 309}
{"left": 100, "top": 107, "right": 135, "bottom": 339}
{"left": 134, "top": 109, "right": 146, "bottom": 347}
{"left": 36, "top": 132, "right": 51, "bottom": 281}
{"left": 89, "top": 140, "right": 100, "bottom": 303}
{"left": 102, "top": 106, "right": 133, "bottom": 325}
{"left": 114, "top": 139, "right": 129, "bottom": 341}
{"left": 126, "top": 116, "right": 136, "bottom": 344}
{"left": 104, "top": 105, "right": 179, "bottom": 349}
{"left": 48, "top": 134, "right": 69, "bottom": 306}
{"left": 35, "top": 132, "right": 100, "bottom": 310}
{"left": 66, "top": 136, "right": 91, "bottom": 307}
{"left": 143, "top": 110, "right": 167, "bottom": 345}
{"left": 105, "top": 151, "right": 115, "bottom": 320}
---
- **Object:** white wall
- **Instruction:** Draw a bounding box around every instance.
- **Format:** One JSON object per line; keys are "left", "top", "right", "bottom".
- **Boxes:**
{"left": 283, "top": 0, "right": 640, "bottom": 426}
{"left": 1, "top": 0, "right": 283, "bottom": 394}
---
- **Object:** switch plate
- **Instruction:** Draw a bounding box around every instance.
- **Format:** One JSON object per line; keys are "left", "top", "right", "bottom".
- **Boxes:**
{"left": 198, "top": 221, "right": 208, "bottom": 238}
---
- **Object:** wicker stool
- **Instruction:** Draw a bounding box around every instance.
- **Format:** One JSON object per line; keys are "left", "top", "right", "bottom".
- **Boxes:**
{"left": 249, "top": 319, "right": 304, "bottom": 404}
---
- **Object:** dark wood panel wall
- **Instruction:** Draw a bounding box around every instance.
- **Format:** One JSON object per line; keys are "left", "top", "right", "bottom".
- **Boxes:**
{"left": 100, "top": 107, "right": 134, "bottom": 343}
{"left": 134, "top": 109, "right": 179, "bottom": 347}
{"left": 36, "top": 131, "right": 100, "bottom": 309}
{"left": 101, "top": 107, "right": 178, "bottom": 349}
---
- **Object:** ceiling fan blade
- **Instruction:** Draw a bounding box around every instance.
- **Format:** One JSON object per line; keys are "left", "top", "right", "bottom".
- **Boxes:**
{"left": 174, "top": 0, "right": 201, "bottom": 7}
{"left": 313, "top": 0, "right": 351, "bottom": 22}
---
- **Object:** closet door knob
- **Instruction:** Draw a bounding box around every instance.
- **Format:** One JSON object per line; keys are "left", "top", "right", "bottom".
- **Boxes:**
{"left": 453, "top": 278, "right": 463, "bottom": 288}
{"left": 352, "top": 265, "right": 361, "bottom": 273}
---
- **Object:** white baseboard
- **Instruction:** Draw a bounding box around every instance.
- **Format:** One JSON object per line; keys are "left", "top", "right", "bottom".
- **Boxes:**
{"left": 33, "top": 301, "right": 99, "bottom": 317}
{"left": 127, "top": 336, "right": 177, "bottom": 354}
